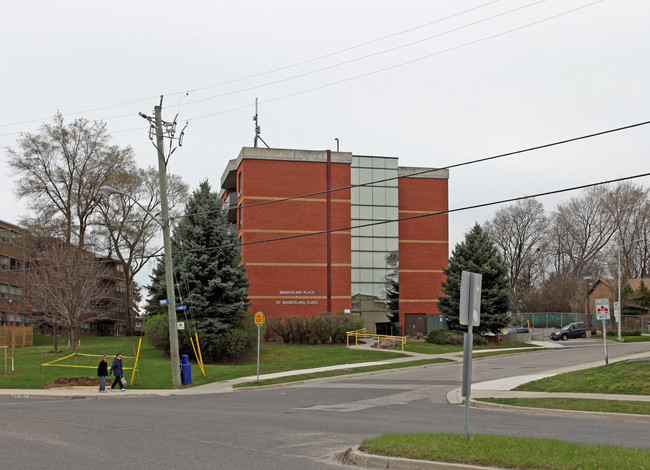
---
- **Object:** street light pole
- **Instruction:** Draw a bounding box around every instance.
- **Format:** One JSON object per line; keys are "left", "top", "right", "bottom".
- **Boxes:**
{"left": 154, "top": 105, "right": 181, "bottom": 387}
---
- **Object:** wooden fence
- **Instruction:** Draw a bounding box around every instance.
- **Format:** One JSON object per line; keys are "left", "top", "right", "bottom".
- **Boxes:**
{"left": 0, "top": 326, "right": 34, "bottom": 347}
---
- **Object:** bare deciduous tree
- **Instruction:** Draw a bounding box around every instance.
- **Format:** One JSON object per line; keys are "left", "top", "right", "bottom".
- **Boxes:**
{"left": 26, "top": 240, "right": 116, "bottom": 352}
{"left": 606, "top": 182, "right": 650, "bottom": 279}
{"left": 97, "top": 167, "right": 188, "bottom": 335}
{"left": 549, "top": 186, "right": 616, "bottom": 278}
{"left": 8, "top": 111, "right": 135, "bottom": 248}
{"left": 485, "top": 199, "right": 548, "bottom": 312}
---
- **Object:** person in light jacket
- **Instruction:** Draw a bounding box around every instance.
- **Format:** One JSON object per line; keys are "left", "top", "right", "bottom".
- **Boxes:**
{"left": 97, "top": 355, "right": 108, "bottom": 392}
{"left": 109, "top": 353, "right": 126, "bottom": 392}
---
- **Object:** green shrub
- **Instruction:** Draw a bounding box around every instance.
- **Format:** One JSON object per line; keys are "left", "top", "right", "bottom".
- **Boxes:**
{"left": 144, "top": 313, "right": 170, "bottom": 351}
{"left": 265, "top": 316, "right": 283, "bottom": 342}
{"left": 620, "top": 329, "right": 642, "bottom": 336}
{"left": 306, "top": 314, "right": 333, "bottom": 344}
{"left": 262, "top": 312, "right": 364, "bottom": 344}
{"left": 473, "top": 334, "right": 488, "bottom": 345}
{"left": 426, "top": 329, "right": 463, "bottom": 345}
{"left": 332, "top": 312, "right": 364, "bottom": 343}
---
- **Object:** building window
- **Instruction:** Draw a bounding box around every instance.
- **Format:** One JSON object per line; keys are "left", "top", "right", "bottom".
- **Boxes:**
{"left": 10, "top": 258, "right": 24, "bottom": 271}
{"left": 10, "top": 286, "right": 22, "bottom": 300}
{"left": 350, "top": 155, "right": 399, "bottom": 324}
{"left": 0, "top": 228, "right": 8, "bottom": 243}
{"left": 1, "top": 256, "right": 8, "bottom": 270}
{"left": 0, "top": 284, "right": 8, "bottom": 299}
{"left": 10, "top": 231, "right": 21, "bottom": 244}
{"left": 116, "top": 286, "right": 126, "bottom": 293}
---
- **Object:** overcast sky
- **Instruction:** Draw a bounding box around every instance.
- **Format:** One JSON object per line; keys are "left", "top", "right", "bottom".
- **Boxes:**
{"left": 2, "top": 0, "right": 650, "bottom": 288}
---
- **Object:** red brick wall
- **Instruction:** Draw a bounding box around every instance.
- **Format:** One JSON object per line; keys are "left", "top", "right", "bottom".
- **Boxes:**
{"left": 238, "top": 158, "right": 351, "bottom": 318}
{"left": 398, "top": 177, "right": 448, "bottom": 331}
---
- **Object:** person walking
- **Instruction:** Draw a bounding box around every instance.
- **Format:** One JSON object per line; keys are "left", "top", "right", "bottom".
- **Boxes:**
{"left": 97, "top": 355, "right": 109, "bottom": 392}
{"left": 109, "top": 353, "right": 126, "bottom": 392}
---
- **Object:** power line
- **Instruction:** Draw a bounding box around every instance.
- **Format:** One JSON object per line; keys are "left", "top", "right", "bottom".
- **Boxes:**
{"left": 0, "top": 1, "right": 499, "bottom": 130}
{"left": 183, "top": 171, "right": 650, "bottom": 254}
{"left": 186, "top": 1, "right": 603, "bottom": 122}
{"left": 173, "top": 118, "right": 650, "bottom": 220}
{"left": 180, "top": 0, "right": 546, "bottom": 109}
{"left": 7, "top": 117, "right": 650, "bottom": 235}
{"left": 0, "top": 1, "right": 601, "bottom": 135}
{"left": 6, "top": 170, "right": 649, "bottom": 275}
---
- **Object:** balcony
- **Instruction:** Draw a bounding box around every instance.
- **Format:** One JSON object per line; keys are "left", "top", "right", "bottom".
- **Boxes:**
{"left": 223, "top": 192, "right": 238, "bottom": 223}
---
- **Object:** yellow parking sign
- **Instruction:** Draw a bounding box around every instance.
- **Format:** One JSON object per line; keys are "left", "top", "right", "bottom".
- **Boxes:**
{"left": 254, "top": 312, "right": 264, "bottom": 325}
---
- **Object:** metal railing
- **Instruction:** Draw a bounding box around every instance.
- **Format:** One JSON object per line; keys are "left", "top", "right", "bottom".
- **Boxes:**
{"left": 346, "top": 328, "right": 407, "bottom": 352}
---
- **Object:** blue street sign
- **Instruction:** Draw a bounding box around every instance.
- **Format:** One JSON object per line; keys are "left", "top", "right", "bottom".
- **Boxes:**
{"left": 159, "top": 299, "right": 169, "bottom": 305}
{"left": 175, "top": 305, "right": 188, "bottom": 311}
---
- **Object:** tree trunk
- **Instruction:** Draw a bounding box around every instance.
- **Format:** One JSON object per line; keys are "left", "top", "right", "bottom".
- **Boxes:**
{"left": 70, "top": 326, "right": 76, "bottom": 353}
{"left": 124, "top": 268, "right": 133, "bottom": 336}
{"left": 53, "top": 326, "right": 58, "bottom": 352}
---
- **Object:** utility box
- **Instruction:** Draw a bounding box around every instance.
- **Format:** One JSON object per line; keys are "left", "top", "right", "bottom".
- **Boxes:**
{"left": 426, "top": 314, "right": 448, "bottom": 334}
{"left": 180, "top": 354, "right": 191, "bottom": 385}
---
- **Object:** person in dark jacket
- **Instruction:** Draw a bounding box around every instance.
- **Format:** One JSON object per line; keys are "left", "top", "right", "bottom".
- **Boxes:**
{"left": 97, "top": 355, "right": 108, "bottom": 392}
{"left": 109, "top": 353, "right": 126, "bottom": 392}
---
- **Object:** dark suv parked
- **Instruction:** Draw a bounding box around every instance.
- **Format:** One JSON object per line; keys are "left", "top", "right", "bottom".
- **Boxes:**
{"left": 550, "top": 322, "right": 597, "bottom": 341}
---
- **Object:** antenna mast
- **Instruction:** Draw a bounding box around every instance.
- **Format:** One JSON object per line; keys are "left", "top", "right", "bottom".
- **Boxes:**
{"left": 253, "top": 97, "right": 270, "bottom": 148}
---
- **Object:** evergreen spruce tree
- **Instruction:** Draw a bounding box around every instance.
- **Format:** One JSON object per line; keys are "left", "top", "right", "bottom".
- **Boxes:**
{"left": 438, "top": 223, "right": 512, "bottom": 333}
{"left": 147, "top": 180, "right": 250, "bottom": 335}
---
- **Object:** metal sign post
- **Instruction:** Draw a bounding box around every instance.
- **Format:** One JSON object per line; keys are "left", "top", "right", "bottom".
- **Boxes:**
{"left": 255, "top": 312, "right": 265, "bottom": 382}
{"left": 596, "top": 298, "right": 610, "bottom": 365}
{"left": 459, "top": 271, "right": 482, "bottom": 439}
{"left": 613, "top": 301, "right": 621, "bottom": 340}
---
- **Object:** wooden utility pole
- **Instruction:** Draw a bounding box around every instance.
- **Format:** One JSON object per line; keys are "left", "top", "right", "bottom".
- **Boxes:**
{"left": 154, "top": 104, "right": 181, "bottom": 387}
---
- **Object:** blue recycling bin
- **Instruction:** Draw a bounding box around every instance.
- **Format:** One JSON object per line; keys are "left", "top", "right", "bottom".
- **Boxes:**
{"left": 180, "top": 355, "right": 191, "bottom": 385}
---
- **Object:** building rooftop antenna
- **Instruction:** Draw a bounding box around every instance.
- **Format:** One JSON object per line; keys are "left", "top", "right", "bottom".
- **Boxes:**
{"left": 253, "top": 98, "right": 270, "bottom": 149}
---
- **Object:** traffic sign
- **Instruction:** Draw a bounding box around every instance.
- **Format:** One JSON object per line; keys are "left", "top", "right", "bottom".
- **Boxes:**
{"left": 596, "top": 298, "right": 610, "bottom": 320}
{"left": 459, "top": 271, "right": 482, "bottom": 327}
{"left": 254, "top": 312, "right": 264, "bottom": 325}
{"left": 177, "top": 322, "right": 185, "bottom": 330}
{"left": 159, "top": 299, "right": 169, "bottom": 305}
{"left": 175, "top": 305, "right": 187, "bottom": 311}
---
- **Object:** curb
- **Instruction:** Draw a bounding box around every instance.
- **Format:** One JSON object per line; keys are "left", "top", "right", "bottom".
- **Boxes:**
{"left": 469, "top": 397, "right": 650, "bottom": 422}
{"left": 347, "top": 447, "right": 503, "bottom": 470}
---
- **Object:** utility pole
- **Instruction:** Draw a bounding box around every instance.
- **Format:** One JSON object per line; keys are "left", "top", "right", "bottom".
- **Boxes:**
{"left": 155, "top": 104, "right": 181, "bottom": 387}
{"left": 139, "top": 97, "right": 187, "bottom": 387}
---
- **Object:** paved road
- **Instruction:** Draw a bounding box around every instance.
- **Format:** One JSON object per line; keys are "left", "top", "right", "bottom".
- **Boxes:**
{"left": 1, "top": 340, "right": 648, "bottom": 469}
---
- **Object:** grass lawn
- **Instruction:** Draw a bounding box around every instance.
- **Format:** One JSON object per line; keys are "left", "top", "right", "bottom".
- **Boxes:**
{"left": 474, "top": 358, "right": 650, "bottom": 415}
{"left": 360, "top": 433, "right": 650, "bottom": 470}
{"left": 478, "top": 397, "right": 650, "bottom": 415}
{"left": 615, "top": 335, "right": 650, "bottom": 342}
{"left": 0, "top": 335, "right": 412, "bottom": 390}
{"left": 514, "top": 360, "right": 650, "bottom": 395}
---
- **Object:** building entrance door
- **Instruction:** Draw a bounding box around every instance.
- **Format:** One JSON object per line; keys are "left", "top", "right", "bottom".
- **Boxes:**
{"left": 97, "top": 321, "right": 115, "bottom": 337}
{"left": 404, "top": 313, "right": 426, "bottom": 337}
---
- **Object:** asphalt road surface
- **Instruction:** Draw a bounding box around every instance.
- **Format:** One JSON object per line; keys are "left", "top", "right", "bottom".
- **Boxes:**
{"left": 1, "top": 341, "right": 649, "bottom": 469}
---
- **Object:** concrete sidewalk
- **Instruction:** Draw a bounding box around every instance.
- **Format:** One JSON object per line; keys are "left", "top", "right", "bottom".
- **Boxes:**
{"left": 446, "top": 351, "right": 650, "bottom": 422}
{"left": 2, "top": 342, "right": 648, "bottom": 406}
{"left": 0, "top": 345, "right": 450, "bottom": 399}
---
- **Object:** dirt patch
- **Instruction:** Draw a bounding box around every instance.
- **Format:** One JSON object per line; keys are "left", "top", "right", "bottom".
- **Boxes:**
{"left": 334, "top": 448, "right": 356, "bottom": 466}
{"left": 1, "top": 370, "right": 21, "bottom": 377}
{"left": 44, "top": 377, "right": 100, "bottom": 389}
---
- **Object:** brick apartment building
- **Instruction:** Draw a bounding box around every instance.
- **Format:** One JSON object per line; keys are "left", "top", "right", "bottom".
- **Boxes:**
{"left": 0, "top": 219, "right": 137, "bottom": 336}
{"left": 0, "top": 220, "right": 27, "bottom": 327}
{"left": 219, "top": 147, "right": 449, "bottom": 335}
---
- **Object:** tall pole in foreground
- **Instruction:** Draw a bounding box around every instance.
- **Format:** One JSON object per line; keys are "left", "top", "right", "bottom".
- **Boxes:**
{"left": 155, "top": 104, "right": 181, "bottom": 387}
